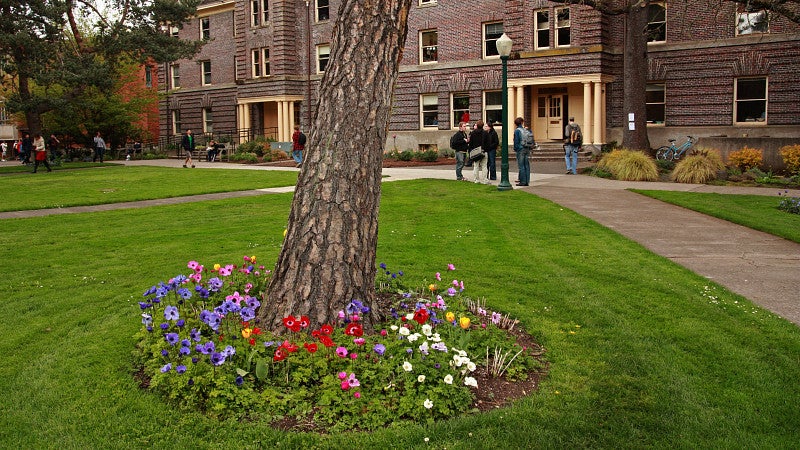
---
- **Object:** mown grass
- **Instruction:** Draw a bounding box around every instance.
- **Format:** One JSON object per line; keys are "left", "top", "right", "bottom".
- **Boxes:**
{"left": 633, "top": 189, "right": 800, "bottom": 244}
{"left": 0, "top": 165, "right": 297, "bottom": 212}
{"left": 1, "top": 180, "right": 799, "bottom": 448}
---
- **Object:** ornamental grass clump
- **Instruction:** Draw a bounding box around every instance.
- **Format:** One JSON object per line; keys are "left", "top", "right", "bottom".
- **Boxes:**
{"left": 597, "top": 149, "right": 658, "bottom": 181}
{"left": 133, "top": 258, "right": 542, "bottom": 432}
{"left": 671, "top": 149, "right": 725, "bottom": 184}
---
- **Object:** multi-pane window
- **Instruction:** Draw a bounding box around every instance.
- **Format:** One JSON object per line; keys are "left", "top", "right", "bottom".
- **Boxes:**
{"left": 556, "top": 7, "right": 571, "bottom": 47}
{"left": 317, "top": 44, "right": 330, "bottom": 73}
{"left": 736, "top": 9, "right": 768, "bottom": 35}
{"left": 201, "top": 60, "right": 212, "bottom": 85}
{"left": 420, "top": 30, "right": 438, "bottom": 63}
{"left": 483, "top": 22, "right": 503, "bottom": 58}
{"left": 735, "top": 77, "right": 767, "bottom": 123}
{"left": 452, "top": 93, "right": 470, "bottom": 128}
{"left": 421, "top": 94, "right": 438, "bottom": 128}
{"left": 646, "top": 2, "right": 666, "bottom": 43}
{"left": 203, "top": 108, "right": 214, "bottom": 134}
{"left": 251, "top": 48, "right": 270, "bottom": 77}
{"left": 484, "top": 91, "right": 502, "bottom": 126}
{"left": 535, "top": 10, "right": 550, "bottom": 50}
{"left": 200, "top": 17, "right": 210, "bottom": 40}
{"left": 252, "top": 0, "right": 269, "bottom": 26}
{"left": 316, "top": 0, "right": 329, "bottom": 22}
{"left": 170, "top": 63, "right": 180, "bottom": 89}
{"left": 646, "top": 83, "right": 665, "bottom": 124}
{"left": 145, "top": 66, "right": 152, "bottom": 88}
{"left": 171, "top": 110, "right": 181, "bottom": 135}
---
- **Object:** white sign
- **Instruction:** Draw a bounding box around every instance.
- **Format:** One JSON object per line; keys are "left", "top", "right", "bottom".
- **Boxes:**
{"left": 628, "top": 122, "right": 636, "bottom": 131}
{"left": 628, "top": 113, "right": 635, "bottom": 121}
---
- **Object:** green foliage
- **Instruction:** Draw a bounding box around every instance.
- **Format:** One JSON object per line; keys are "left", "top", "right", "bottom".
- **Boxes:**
{"left": 385, "top": 148, "right": 440, "bottom": 162}
{"left": 671, "top": 150, "right": 725, "bottom": 184}
{"left": 261, "top": 148, "right": 289, "bottom": 162}
{"left": 230, "top": 152, "right": 259, "bottom": 163}
{"left": 655, "top": 158, "right": 676, "bottom": 173}
{"left": 413, "top": 149, "right": 440, "bottom": 162}
{"left": 779, "top": 144, "right": 800, "bottom": 175}
{"left": 777, "top": 191, "right": 800, "bottom": 215}
{"left": 597, "top": 149, "right": 659, "bottom": 181}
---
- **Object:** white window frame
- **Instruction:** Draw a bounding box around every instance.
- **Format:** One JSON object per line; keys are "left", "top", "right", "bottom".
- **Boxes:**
{"left": 535, "top": 10, "right": 550, "bottom": 50}
{"left": 646, "top": 2, "right": 666, "bottom": 43}
{"left": 483, "top": 22, "right": 504, "bottom": 59}
{"left": 200, "top": 17, "right": 210, "bottom": 40}
{"left": 555, "top": 7, "right": 571, "bottom": 47}
{"left": 419, "top": 0, "right": 436, "bottom": 5}
{"left": 201, "top": 60, "right": 212, "bottom": 86}
{"left": 734, "top": 77, "right": 768, "bottom": 124}
{"left": 317, "top": 44, "right": 330, "bottom": 74}
{"left": 251, "top": 48, "right": 270, "bottom": 77}
{"left": 251, "top": 0, "right": 268, "bottom": 27}
{"left": 419, "top": 29, "right": 438, "bottom": 64}
{"left": 169, "top": 25, "right": 180, "bottom": 38}
{"left": 483, "top": 90, "right": 503, "bottom": 126}
{"left": 646, "top": 83, "right": 665, "bottom": 125}
{"left": 451, "top": 92, "right": 470, "bottom": 128}
{"left": 736, "top": 9, "right": 769, "bottom": 35}
{"left": 171, "top": 110, "right": 181, "bottom": 136}
{"left": 420, "top": 94, "right": 438, "bottom": 129}
{"left": 316, "top": 0, "right": 329, "bottom": 22}
{"left": 203, "top": 107, "right": 214, "bottom": 134}
{"left": 170, "top": 63, "right": 180, "bottom": 89}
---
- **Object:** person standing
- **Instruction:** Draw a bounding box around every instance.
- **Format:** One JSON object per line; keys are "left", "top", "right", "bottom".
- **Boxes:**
{"left": 48, "top": 134, "right": 61, "bottom": 162}
{"left": 450, "top": 121, "right": 469, "bottom": 180}
{"left": 469, "top": 120, "right": 488, "bottom": 184}
{"left": 484, "top": 121, "right": 499, "bottom": 181}
{"left": 181, "top": 129, "right": 195, "bottom": 168}
{"left": 93, "top": 131, "right": 106, "bottom": 163}
{"left": 1, "top": 141, "right": 7, "bottom": 161}
{"left": 21, "top": 133, "right": 33, "bottom": 165}
{"left": 32, "top": 133, "right": 51, "bottom": 173}
{"left": 291, "top": 125, "right": 305, "bottom": 168}
{"left": 564, "top": 117, "right": 582, "bottom": 175}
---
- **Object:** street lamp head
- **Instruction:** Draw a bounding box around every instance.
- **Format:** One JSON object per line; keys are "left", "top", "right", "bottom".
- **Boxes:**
{"left": 496, "top": 33, "right": 513, "bottom": 58}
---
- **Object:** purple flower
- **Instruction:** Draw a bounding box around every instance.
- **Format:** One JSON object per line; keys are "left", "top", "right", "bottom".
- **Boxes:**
{"left": 373, "top": 343, "right": 386, "bottom": 356}
{"left": 159, "top": 323, "right": 169, "bottom": 330}
{"left": 208, "top": 277, "right": 223, "bottom": 292}
{"left": 245, "top": 296, "right": 260, "bottom": 309}
{"left": 165, "top": 333, "right": 180, "bottom": 346}
{"left": 139, "top": 302, "right": 151, "bottom": 310}
{"left": 188, "top": 378, "right": 194, "bottom": 386}
{"left": 210, "top": 352, "right": 226, "bottom": 366}
{"left": 379, "top": 262, "right": 387, "bottom": 269}
{"left": 176, "top": 365, "right": 187, "bottom": 374}
{"left": 239, "top": 307, "right": 255, "bottom": 322}
{"left": 176, "top": 319, "right": 185, "bottom": 328}
{"left": 235, "top": 376, "right": 244, "bottom": 386}
{"left": 447, "top": 287, "right": 457, "bottom": 297}
{"left": 161, "top": 349, "right": 169, "bottom": 357}
{"left": 190, "top": 328, "right": 201, "bottom": 342}
{"left": 141, "top": 314, "right": 152, "bottom": 326}
{"left": 160, "top": 363, "right": 172, "bottom": 373}
{"left": 179, "top": 346, "right": 191, "bottom": 356}
{"left": 181, "top": 339, "right": 191, "bottom": 347}
{"left": 164, "top": 305, "right": 179, "bottom": 321}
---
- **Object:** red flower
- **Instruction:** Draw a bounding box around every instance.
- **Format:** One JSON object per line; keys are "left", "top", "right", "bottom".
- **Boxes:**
{"left": 273, "top": 348, "right": 287, "bottom": 362}
{"left": 413, "top": 308, "right": 429, "bottom": 325}
{"left": 252, "top": 327, "right": 262, "bottom": 335}
{"left": 345, "top": 322, "right": 363, "bottom": 337}
{"left": 249, "top": 338, "right": 256, "bottom": 346}
{"left": 218, "top": 334, "right": 225, "bottom": 341}
{"left": 320, "top": 324, "right": 334, "bottom": 335}
{"left": 304, "top": 343, "right": 318, "bottom": 353}
{"left": 311, "top": 329, "right": 321, "bottom": 338}
{"left": 299, "top": 315, "right": 310, "bottom": 328}
{"left": 242, "top": 321, "right": 250, "bottom": 328}
{"left": 280, "top": 340, "right": 299, "bottom": 353}
{"left": 282, "top": 315, "right": 297, "bottom": 330}
{"left": 318, "top": 335, "right": 335, "bottom": 348}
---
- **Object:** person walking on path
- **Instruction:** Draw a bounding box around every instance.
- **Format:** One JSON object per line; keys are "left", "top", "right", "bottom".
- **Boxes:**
{"left": 21, "top": 133, "right": 33, "bottom": 165}
{"left": 93, "top": 131, "right": 106, "bottom": 163}
{"left": 513, "top": 117, "right": 531, "bottom": 186}
{"left": 181, "top": 129, "right": 195, "bottom": 168}
{"left": 564, "top": 117, "right": 582, "bottom": 175}
{"left": 32, "top": 133, "right": 52, "bottom": 173}
{"left": 291, "top": 125, "right": 305, "bottom": 168}
{"left": 450, "top": 121, "right": 470, "bottom": 180}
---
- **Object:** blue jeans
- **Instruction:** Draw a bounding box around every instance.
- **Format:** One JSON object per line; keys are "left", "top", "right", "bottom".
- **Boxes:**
{"left": 292, "top": 150, "right": 303, "bottom": 164}
{"left": 455, "top": 151, "right": 466, "bottom": 179}
{"left": 516, "top": 149, "right": 530, "bottom": 185}
{"left": 486, "top": 149, "right": 497, "bottom": 180}
{"left": 565, "top": 144, "right": 579, "bottom": 174}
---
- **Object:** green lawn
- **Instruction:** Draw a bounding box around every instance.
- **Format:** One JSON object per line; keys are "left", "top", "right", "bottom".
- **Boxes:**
{"left": 633, "top": 189, "right": 800, "bottom": 243}
{"left": 1, "top": 179, "right": 799, "bottom": 448}
{"left": 0, "top": 165, "right": 297, "bottom": 212}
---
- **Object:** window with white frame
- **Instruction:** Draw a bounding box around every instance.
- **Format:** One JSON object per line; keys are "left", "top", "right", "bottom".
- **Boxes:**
{"left": 556, "top": 7, "right": 570, "bottom": 47}
{"left": 251, "top": 48, "right": 270, "bottom": 77}
{"left": 317, "top": 44, "right": 330, "bottom": 73}
{"left": 169, "top": 25, "right": 179, "bottom": 38}
{"left": 452, "top": 93, "right": 470, "bottom": 128}
{"left": 203, "top": 107, "right": 214, "bottom": 133}
{"left": 252, "top": 0, "right": 269, "bottom": 26}
{"left": 736, "top": 9, "right": 768, "bottom": 35}
{"left": 200, "top": 17, "right": 210, "bottom": 40}
{"left": 535, "top": 10, "right": 550, "bottom": 50}
{"left": 170, "top": 63, "right": 180, "bottom": 89}
{"left": 171, "top": 110, "right": 181, "bottom": 135}
{"left": 317, "top": 0, "right": 329, "bottom": 22}
{"left": 735, "top": 77, "right": 767, "bottom": 123}
{"left": 421, "top": 94, "right": 438, "bottom": 128}
{"left": 419, "top": 0, "right": 436, "bottom": 5}
{"left": 483, "top": 22, "right": 503, "bottom": 58}
{"left": 484, "top": 91, "right": 502, "bottom": 126}
{"left": 201, "top": 60, "right": 211, "bottom": 85}
{"left": 420, "top": 30, "right": 438, "bottom": 63}
{"left": 646, "top": 2, "right": 666, "bottom": 43}
{"left": 646, "top": 83, "right": 665, "bottom": 124}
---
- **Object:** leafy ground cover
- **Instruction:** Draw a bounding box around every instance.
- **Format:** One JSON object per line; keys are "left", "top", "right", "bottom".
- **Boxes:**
{"left": 1, "top": 180, "right": 800, "bottom": 448}
{"left": 0, "top": 165, "right": 297, "bottom": 212}
{"left": 633, "top": 189, "right": 800, "bottom": 243}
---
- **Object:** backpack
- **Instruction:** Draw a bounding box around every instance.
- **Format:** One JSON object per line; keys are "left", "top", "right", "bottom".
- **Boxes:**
{"left": 521, "top": 128, "right": 535, "bottom": 149}
{"left": 569, "top": 125, "right": 583, "bottom": 144}
{"left": 298, "top": 132, "right": 307, "bottom": 146}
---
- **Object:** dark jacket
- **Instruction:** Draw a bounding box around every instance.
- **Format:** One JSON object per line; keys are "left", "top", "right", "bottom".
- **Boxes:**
{"left": 483, "top": 128, "right": 499, "bottom": 151}
{"left": 181, "top": 133, "right": 194, "bottom": 152}
{"left": 468, "top": 128, "right": 485, "bottom": 151}
{"left": 450, "top": 130, "right": 469, "bottom": 152}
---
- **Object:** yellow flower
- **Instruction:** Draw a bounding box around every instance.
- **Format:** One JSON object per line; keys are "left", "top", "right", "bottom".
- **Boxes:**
{"left": 428, "top": 283, "right": 437, "bottom": 292}
{"left": 445, "top": 312, "right": 455, "bottom": 322}
{"left": 241, "top": 328, "right": 252, "bottom": 339}
{"left": 213, "top": 263, "right": 221, "bottom": 271}
{"left": 250, "top": 255, "right": 257, "bottom": 263}
{"left": 283, "top": 229, "right": 288, "bottom": 238}
{"left": 459, "top": 317, "right": 471, "bottom": 329}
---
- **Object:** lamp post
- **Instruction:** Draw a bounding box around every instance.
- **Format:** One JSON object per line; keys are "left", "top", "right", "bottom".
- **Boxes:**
{"left": 496, "top": 33, "right": 513, "bottom": 191}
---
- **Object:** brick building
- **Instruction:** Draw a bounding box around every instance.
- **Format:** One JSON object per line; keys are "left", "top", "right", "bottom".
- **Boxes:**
{"left": 161, "top": 0, "right": 800, "bottom": 155}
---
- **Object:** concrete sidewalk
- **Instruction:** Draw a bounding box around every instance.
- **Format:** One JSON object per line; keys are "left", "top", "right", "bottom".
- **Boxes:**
{"left": 2, "top": 158, "right": 799, "bottom": 325}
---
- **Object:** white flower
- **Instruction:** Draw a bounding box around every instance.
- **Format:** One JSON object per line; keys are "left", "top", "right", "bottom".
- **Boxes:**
{"left": 443, "top": 374, "right": 453, "bottom": 385}
{"left": 423, "top": 398, "right": 433, "bottom": 409}
{"left": 421, "top": 324, "right": 433, "bottom": 336}
{"left": 464, "top": 376, "right": 478, "bottom": 387}
{"left": 399, "top": 327, "right": 410, "bottom": 336}
{"left": 405, "top": 313, "right": 414, "bottom": 321}
{"left": 417, "top": 374, "right": 426, "bottom": 383}
{"left": 407, "top": 332, "right": 420, "bottom": 342}
{"left": 466, "top": 361, "right": 476, "bottom": 372}
{"left": 390, "top": 325, "right": 399, "bottom": 331}
{"left": 402, "top": 361, "right": 413, "bottom": 372}
{"left": 418, "top": 341, "right": 430, "bottom": 355}
{"left": 429, "top": 333, "right": 442, "bottom": 342}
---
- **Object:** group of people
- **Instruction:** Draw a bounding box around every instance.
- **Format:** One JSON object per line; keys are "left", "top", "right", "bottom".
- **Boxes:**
{"left": 3, "top": 133, "right": 65, "bottom": 172}
{"left": 451, "top": 115, "right": 584, "bottom": 184}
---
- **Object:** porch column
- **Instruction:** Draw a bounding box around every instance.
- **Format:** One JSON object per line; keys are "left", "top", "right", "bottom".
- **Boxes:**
{"left": 515, "top": 86, "right": 524, "bottom": 143}
{"left": 288, "top": 101, "right": 295, "bottom": 139}
{"left": 507, "top": 87, "right": 516, "bottom": 144}
{"left": 238, "top": 103, "right": 251, "bottom": 141}
{"left": 593, "top": 82, "right": 603, "bottom": 145}
{"left": 583, "top": 82, "right": 592, "bottom": 144}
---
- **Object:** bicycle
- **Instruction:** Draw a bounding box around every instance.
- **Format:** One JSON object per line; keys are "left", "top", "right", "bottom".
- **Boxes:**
{"left": 655, "top": 136, "right": 696, "bottom": 161}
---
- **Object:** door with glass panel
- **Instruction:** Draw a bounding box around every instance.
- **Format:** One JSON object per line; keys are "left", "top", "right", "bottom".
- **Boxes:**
{"left": 538, "top": 95, "right": 563, "bottom": 140}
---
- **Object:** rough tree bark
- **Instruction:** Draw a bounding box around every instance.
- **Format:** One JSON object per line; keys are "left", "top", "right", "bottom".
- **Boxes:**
{"left": 621, "top": 1, "right": 651, "bottom": 151}
{"left": 258, "top": 0, "right": 414, "bottom": 331}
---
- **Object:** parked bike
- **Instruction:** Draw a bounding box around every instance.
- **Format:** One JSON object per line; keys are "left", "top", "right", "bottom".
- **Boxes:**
{"left": 655, "top": 136, "right": 696, "bottom": 161}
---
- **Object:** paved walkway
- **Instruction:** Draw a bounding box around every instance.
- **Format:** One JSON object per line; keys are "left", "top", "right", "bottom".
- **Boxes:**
{"left": 3, "top": 158, "right": 799, "bottom": 325}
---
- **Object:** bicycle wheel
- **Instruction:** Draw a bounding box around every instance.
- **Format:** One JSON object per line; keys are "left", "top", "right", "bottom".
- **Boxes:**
{"left": 655, "top": 146, "right": 672, "bottom": 160}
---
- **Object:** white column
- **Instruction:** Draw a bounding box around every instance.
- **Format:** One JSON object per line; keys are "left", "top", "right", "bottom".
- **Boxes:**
{"left": 276, "top": 102, "right": 284, "bottom": 142}
{"left": 583, "top": 82, "right": 592, "bottom": 145}
{"left": 288, "top": 101, "right": 295, "bottom": 141}
{"left": 507, "top": 87, "right": 516, "bottom": 145}
{"left": 515, "top": 86, "right": 524, "bottom": 143}
{"left": 283, "top": 101, "right": 291, "bottom": 141}
{"left": 593, "top": 82, "right": 603, "bottom": 145}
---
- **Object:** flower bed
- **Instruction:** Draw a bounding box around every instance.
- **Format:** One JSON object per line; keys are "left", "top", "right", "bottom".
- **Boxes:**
{"left": 133, "top": 258, "right": 545, "bottom": 432}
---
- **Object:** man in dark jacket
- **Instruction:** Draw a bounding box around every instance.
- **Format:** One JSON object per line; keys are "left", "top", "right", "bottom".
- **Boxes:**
{"left": 450, "top": 121, "right": 469, "bottom": 180}
{"left": 20, "top": 133, "right": 33, "bottom": 164}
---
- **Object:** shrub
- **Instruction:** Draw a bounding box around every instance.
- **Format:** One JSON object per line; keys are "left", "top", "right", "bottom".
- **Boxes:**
{"left": 230, "top": 152, "right": 258, "bottom": 163}
{"left": 779, "top": 144, "right": 800, "bottom": 175}
{"left": 261, "top": 148, "right": 289, "bottom": 162}
{"left": 727, "top": 146, "right": 763, "bottom": 171}
{"left": 413, "top": 149, "right": 440, "bottom": 162}
{"left": 671, "top": 149, "right": 725, "bottom": 184}
{"left": 237, "top": 138, "right": 269, "bottom": 157}
{"left": 597, "top": 149, "right": 659, "bottom": 181}
{"left": 655, "top": 159, "right": 675, "bottom": 173}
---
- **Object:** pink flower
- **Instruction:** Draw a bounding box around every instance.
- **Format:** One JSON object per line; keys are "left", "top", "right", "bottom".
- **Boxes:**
{"left": 447, "top": 264, "right": 456, "bottom": 271}
{"left": 435, "top": 272, "right": 441, "bottom": 281}
{"left": 350, "top": 353, "right": 358, "bottom": 360}
{"left": 338, "top": 310, "right": 345, "bottom": 319}
{"left": 354, "top": 338, "right": 366, "bottom": 346}
{"left": 338, "top": 371, "right": 347, "bottom": 380}
{"left": 452, "top": 279, "right": 459, "bottom": 287}
{"left": 188, "top": 260, "right": 199, "bottom": 270}
{"left": 336, "top": 346, "right": 348, "bottom": 358}
{"left": 354, "top": 392, "right": 361, "bottom": 399}
{"left": 341, "top": 381, "right": 350, "bottom": 390}
{"left": 380, "top": 329, "right": 387, "bottom": 336}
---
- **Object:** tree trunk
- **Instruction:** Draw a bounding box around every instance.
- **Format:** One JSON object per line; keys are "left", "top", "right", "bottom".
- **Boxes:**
{"left": 622, "top": 0, "right": 651, "bottom": 151}
{"left": 258, "top": 0, "right": 413, "bottom": 331}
